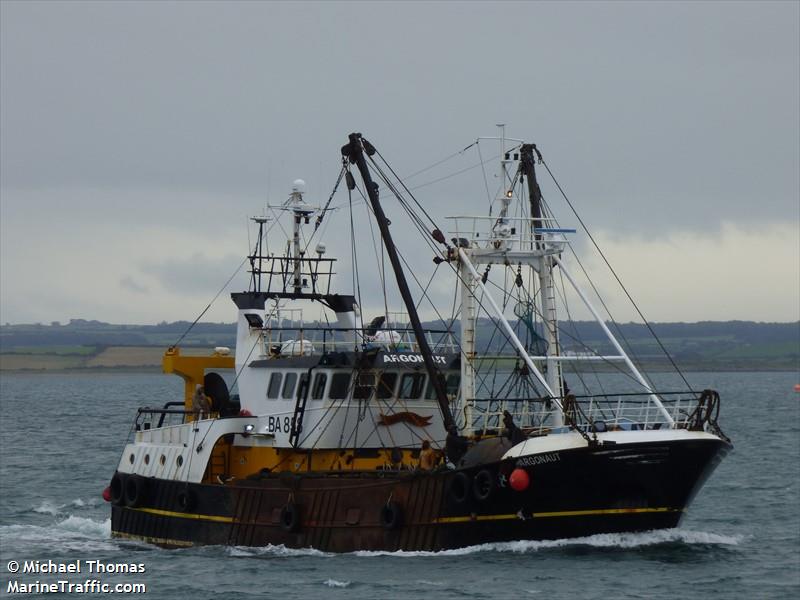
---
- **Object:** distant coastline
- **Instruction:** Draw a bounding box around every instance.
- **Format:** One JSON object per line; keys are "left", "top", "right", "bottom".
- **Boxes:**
{"left": 0, "top": 346, "right": 800, "bottom": 374}
{"left": 1, "top": 319, "right": 797, "bottom": 373}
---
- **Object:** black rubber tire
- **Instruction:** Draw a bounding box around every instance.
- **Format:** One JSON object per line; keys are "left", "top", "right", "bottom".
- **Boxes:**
{"left": 280, "top": 503, "right": 300, "bottom": 532}
{"left": 447, "top": 472, "right": 471, "bottom": 504}
{"left": 472, "top": 469, "right": 495, "bottom": 502}
{"left": 110, "top": 473, "right": 126, "bottom": 506}
{"left": 124, "top": 475, "right": 147, "bottom": 508}
{"left": 380, "top": 502, "right": 403, "bottom": 530}
{"left": 177, "top": 489, "right": 196, "bottom": 512}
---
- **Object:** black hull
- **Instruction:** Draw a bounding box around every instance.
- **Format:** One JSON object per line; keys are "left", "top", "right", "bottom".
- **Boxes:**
{"left": 111, "top": 438, "right": 730, "bottom": 552}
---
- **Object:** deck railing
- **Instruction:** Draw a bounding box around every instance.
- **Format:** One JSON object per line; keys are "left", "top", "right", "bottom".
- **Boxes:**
{"left": 258, "top": 326, "right": 460, "bottom": 356}
{"left": 446, "top": 215, "right": 572, "bottom": 253}
{"left": 469, "top": 391, "right": 700, "bottom": 435}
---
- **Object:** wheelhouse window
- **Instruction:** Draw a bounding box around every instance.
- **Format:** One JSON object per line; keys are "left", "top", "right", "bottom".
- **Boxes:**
{"left": 297, "top": 373, "right": 310, "bottom": 398}
{"left": 353, "top": 372, "right": 375, "bottom": 399}
{"left": 376, "top": 372, "right": 398, "bottom": 399}
{"left": 282, "top": 372, "right": 297, "bottom": 399}
{"left": 446, "top": 374, "right": 461, "bottom": 398}
{"left": 267, "top": 372, "right": 282, "bottom": 399}
{"left": 399, "top": 373, "right": 425, "bottom": 399}
{"left": 311, "top": 373, "right": 328, "bottom": 400}
{"left": 425, "top": 373, "right": 461, "bottom": 400}
{"left": 329, "top": 373, "right": 351, "bottom": 400}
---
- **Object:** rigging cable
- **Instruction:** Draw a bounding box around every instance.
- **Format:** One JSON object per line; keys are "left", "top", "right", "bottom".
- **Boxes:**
{"left": 347, "top": 173, "right": 365, "bottom": 333}
{"left": 368, "top": 150, "right": 552, "bottom": 402}
{"left": 484, "top": 273, "right": 645, "bottom": 390}
{"left": 170, "top": 254, "right": 249, "bottom": 349}
{"left": 361, "top": 159, "right": 467, "bottom": 329}
{"left": 383, "top": 142, "right": 609, "bottom": 403}
{"left": 402, "top": 142, "right": 477, "bottom": 181}
{"left": 408, "top": 160, "right": 492, "bottom": 192}
{"left": 314, "top": 162, "right": 347, "bottom": 232}
{"left": 476, "top": 140, "right": 494, "bottom": 212}
{"left": 540, "top": 159, "right": 692, "bottom": 391}
{"left": 536, "top": 189, "right": 661, "bottom": 393}
{"left": 351, "top": 179, "right": 394, "bottom": 341}
{"left": 361, "top": 141, "right": 584, "bottom": 433}
{"left": 553, "top": 261, "right": 610, "bottom": 407}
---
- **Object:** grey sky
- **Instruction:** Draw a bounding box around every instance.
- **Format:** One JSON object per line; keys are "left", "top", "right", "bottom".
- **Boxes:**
{"left": 1, "top": 0, "right": 798, "bottom": 325}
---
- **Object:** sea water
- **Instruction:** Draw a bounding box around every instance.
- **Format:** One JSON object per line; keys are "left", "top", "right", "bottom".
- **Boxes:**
{"left": 1, "top": 371, "right": 798, "bottom": 599}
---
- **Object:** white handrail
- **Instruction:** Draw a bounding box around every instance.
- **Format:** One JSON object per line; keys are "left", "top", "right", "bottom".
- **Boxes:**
{"left": 457, "top": 248, "right": 562, "bottom": 408}
{"left": 552, "top": 256, "right": 675, "bottom": 426}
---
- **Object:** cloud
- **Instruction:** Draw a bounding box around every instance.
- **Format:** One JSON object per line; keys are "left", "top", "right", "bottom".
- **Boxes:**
{"left": 1, "top": 2, "right": 797, "bottom": 324}
{"left": 141, "top": 253, "right": 243, "bottom": 295}
{"left": 2, "top": 178, "right": 796, "bottom": 326}
{"left": 119, "top": 276, "right": 148, "bottom": 294}
{"left": 2, "top": 1, "right": 797, "bottom": 234}
{"left": 569, "top": 221, "right": 800, "bottom": 322}
{"left": 0, "top": 188, "right": 251, "bottom": 324}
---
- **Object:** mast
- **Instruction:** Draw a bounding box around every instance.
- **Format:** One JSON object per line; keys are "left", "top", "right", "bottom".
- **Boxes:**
{"left": 459, "top": 265, "right": 477, "bottom": 433}
{"left": 520, "top": 144, "right": 543, "bottom": 241}
{"left": 249, "top": 216, "right": 269, "bottom": 293}
{"left": 288, "top": 179, "right": 311, "bottom": 295}
{"left": 341, "top": 133, "right": 456, "bottom": 432}
{"left": 519, "top": 144, "right": 564, "bottom": 426}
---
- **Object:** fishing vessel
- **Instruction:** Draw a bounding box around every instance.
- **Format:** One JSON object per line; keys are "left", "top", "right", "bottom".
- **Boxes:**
{"left": 107, "top": 130, "right": 731, "bottom": 551}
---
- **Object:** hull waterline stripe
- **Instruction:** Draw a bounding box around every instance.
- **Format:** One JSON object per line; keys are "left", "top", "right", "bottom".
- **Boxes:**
{"left": 433, "top": 506, "right": 683, "bottom": 524}
{"left": 131, "top": 507, "right": 234, "bottom": 523}
{"left": 112, "top": 531, "right": 195, "bottom": 547}
{"left": 124, "top": 505, "right": 681, "bottom": 527}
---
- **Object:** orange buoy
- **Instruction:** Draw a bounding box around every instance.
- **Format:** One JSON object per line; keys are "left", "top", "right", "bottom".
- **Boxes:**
{"left": 794, "top": 384, "right": 800, "bottom": 392}
{"left": 102, "top": 486, "right": 111, "bottom": 502}
{"left": 509, "top": 468, "right": 530, "bottom": 492}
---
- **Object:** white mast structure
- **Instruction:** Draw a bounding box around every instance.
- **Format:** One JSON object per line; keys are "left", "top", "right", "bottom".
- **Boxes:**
{"left": 288, "top": 179, "right": 313, "bottom": 295}
{"left": 453, "top": 127, "right": 674, "bottom": 434}
{"left": 261, "top": 180, "right": 319, "bottom": 344}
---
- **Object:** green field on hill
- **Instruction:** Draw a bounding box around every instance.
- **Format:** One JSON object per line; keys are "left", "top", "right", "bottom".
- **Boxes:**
{"left": 1, "top": 319, "right": 797, "bottom": 372}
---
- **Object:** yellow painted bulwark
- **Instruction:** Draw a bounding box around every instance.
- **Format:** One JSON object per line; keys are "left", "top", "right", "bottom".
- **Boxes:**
{"left": 202, "top": 439, "right": 431, "bottom": 482}
{"left": 162, "top": 347, "right": 235, "bottom": 410}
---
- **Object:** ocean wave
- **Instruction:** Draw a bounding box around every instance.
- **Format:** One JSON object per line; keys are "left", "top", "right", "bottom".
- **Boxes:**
{"left": 32, "top": 500, "right": 62, "bottom": 515}
{"left": 323, "top": 579, "right": 351, "bottom": 588}
{"left": 219, "top": 529, "right": 742, "bottom": 559}
{"left": 227, "top": 544, "right": 333, "bottom": 558}
{"left": 0, "top": 517, "right": 114, "bottom": 553}
{"left": 70, "top": 497, "right": 103, "bottom": 508}
{"left": 351, "top": 529, "right": 744, "bottom": 557}
{"left": 227, "top": 547, "right": 257, "bottom": 557}
{"left": 30, "top": 497, "right": 104, "bottom": 515}
{"left": 56, "top": 515, "right": 112, "bottom": 538}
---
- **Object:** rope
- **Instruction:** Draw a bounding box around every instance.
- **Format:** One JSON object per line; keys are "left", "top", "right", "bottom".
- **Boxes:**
{"left": 314, "top": 162, "right": 347, "bottom": 231}
{"left": 537, "top": 179, "right": 661, "bottom": 394}
{"left": 476, "top": 140, "right": 493, "bottom": 212}
{"left": 402, "top": 142, "right": 476, "bottom": 181}
{"left": 540, "top": 159, "right": 693, "bottom": 391}
{"left": 347, "top": 178, "right": 365, "bottom": 331}
{"left": 170, "top": 255, "right": 249, "bottom": 348}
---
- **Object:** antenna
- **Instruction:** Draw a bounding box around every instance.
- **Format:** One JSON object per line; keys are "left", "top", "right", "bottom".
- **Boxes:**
{"left": 248, "top": 215, "right": 271, "bottom": 293}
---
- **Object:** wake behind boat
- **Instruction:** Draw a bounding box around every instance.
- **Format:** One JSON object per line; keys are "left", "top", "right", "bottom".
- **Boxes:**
{"left": 106, "top": 130, "right": 731, "bottom": 551}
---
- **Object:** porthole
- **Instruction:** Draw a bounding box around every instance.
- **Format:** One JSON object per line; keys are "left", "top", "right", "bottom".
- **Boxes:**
{"left": 176, "top": 455, "right": 184, "bottom": 467}
{"left": 129, "top": 453, "right": 135, "bottom": 464}
{"left": 160, "top": 455, "right": 166, "bottom": 466}
{"left": 144, "top": 454, "right": 150, "bottom": 465}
